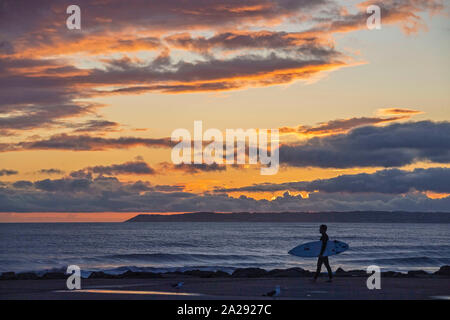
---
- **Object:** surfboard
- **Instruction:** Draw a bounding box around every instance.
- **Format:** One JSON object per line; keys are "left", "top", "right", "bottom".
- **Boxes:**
{"left": 288, "top": 240, "right": 349, "bottom": 257}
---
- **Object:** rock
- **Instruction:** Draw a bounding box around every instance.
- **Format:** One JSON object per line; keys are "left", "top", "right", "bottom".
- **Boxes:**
{"left": 384, "top": 271, "right": 409, "bottom": 278}
{"left": 434, "top": 265, "right": 450, "bottom": 276}
{"left": 183, "top": 270, "right": 229, "bottom": 278}
{"left": 118, "top": 270, "right": 162, "bottom": 279}
{"left": 0, "top": 272, "right": 16, "bottom": 280}
{"left": 347, "top": 270, "right": 367, "bottom": 277}
{"left": 16, "top": 272, "right": 39, "bottom": 280}
{"left": 267, "top": 267, "right": 310, "bottom": 277}
{"left": 232, "top": 268, "right": 268, "bottom": 278}
{"left": 334, "top": 267, "right": 347, "bottom": 276}
{"left": 215, "top": 270, "right": 231, "bottom": 277}
{"left": 165, "top": 271, "right": 183, "bottom": 275}
{"left": 88, "top": 271, "right": 117, "bottom": 279}
{"left": 182, "top": 270, "right": 214, "bottom": 277}
{"left": 42, "top": 272, "right": 66, "bottom": 279}
{"left": 407, "top": 270, "right": 429, "bottom": 277}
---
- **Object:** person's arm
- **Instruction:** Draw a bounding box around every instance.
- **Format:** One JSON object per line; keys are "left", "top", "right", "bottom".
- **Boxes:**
{"left": 319, "top": 236, "right": 328, "bottom": 257}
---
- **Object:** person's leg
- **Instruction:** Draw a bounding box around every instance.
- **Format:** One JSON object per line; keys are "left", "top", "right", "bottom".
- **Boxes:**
{"left": 314, "top": 257, "right": 324, "bottom": 280}
{"left": 323, "top": 257, "right": 332, "bottom": 280}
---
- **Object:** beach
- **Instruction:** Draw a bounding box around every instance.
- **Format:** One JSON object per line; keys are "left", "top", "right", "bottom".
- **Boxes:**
{"left": 1, "top": 266, "right": 450, "bottom": 300}
{"left": 1, "top": 275, "right": 449, "bottom": 300}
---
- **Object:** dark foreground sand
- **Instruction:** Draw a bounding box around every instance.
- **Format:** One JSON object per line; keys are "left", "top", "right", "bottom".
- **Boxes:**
{"left": 1, "top": 276, "right": 449, "bottom": 300}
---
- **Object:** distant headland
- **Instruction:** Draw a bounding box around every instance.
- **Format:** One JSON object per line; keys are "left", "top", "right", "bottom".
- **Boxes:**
{"left": 125, "top": 211, "right": 450, "bottom": 223}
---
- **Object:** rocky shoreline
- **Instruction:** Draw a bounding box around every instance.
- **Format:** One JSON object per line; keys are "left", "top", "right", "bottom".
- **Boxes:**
{"left": 1, "top": 265, "right": 449, "bottom": 281}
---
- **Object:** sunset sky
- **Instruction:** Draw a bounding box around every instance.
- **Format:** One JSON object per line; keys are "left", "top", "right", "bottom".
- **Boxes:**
{"left": 0, "top": 0, "right": 449, "bottom": 222}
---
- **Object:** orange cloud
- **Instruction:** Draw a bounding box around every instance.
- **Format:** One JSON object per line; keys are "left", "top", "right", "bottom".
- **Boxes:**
{"left": 378, "top": 108, "right": 424, "bottom": 116}
{"left": 279, "top": 115, "right": 410, "bottom": 138}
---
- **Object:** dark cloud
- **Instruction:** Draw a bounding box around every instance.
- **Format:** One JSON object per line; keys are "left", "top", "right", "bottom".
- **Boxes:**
{"left": 0, "top": 104, "right": 94, "bottom": 133}
{"left": 165, "top": 31, "right": 323, "bottom": 53}
{"left": 0, "top": 169, "right": 18, "bottom": 176}
{"left": 84, "top": 161, "right": 156, "bottom": 175}
{"left": 37, "top": 169, "right": 65, "bottom": 175}
{"left": 0, "top": 41, "right": 14, "bottom": 54}
{"left": 280, "top": 121, "right": 450, "bottom": 168}
{"left": 0, "top": 57, "right": 99, "bottom": 134}
{"left": 280, "top": 115, "right": 410, "bottom": 136}
{"left": 69, "top": 120, "right": 121, "bottom": 133}
{"left": 84, "top": 50, "right": 346, "bottom": 94}
{"left": 12, "top": 180, "right": 33, "bottom": 189}
{"left": 34, "top": 178, "right": 92, "bottom": 192}
{"left": 159, "top": 162, "right": 227, "bottom": 174}
{"left": 69, "top": 170, "right": 93, "bottom": 179}
{"left": 15, "top": 134, "right": 173, "bottom": 151}
{"left": 217, "top": 167, "right": 450, "bottom": 194}
{"left": 72, "top": 161, "right": 223, "bottom": 178}
{"left": 153, "top": 184, "right": 185, "bottom": 192}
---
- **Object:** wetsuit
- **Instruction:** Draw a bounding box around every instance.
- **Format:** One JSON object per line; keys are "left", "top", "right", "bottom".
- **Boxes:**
{"left": 314, "top": 233, "right": 333, "bottom": 280}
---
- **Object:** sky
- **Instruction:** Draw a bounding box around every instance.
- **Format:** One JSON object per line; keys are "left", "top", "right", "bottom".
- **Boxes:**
{"left": 0, "top": 0, "right": 449, "bottom": 222}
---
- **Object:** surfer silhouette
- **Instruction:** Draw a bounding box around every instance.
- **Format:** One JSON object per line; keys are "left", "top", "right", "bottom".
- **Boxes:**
{"left": 313, "top": 224, "right": 333, "bottom": 282}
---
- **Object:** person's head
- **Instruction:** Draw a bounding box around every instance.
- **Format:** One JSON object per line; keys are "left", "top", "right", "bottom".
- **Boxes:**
{"left": 319, "top": 224, "right": 327, "bottom": 234}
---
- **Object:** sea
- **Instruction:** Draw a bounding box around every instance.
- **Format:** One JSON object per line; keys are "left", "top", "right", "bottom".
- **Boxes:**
{"left": 1, "top": 222, "right": 449, "bottom": 277}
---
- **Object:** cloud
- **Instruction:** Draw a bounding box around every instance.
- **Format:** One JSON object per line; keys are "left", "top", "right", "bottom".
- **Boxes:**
{"left": 153, "top": 184, "right": 185, "bottom": 192}
{"left": 279, "top": 115, "right": 410, "bottom": 137}
{"left": 0, "top": 101, "right": 97, "bottom": 133}
{"left": 159, "top": 162, "right": 227, "bottom": 174}
{"left": 165, "top": 31, "right": 326, "bottom": 53}
{"left": 68, "top": 120, "right": 121, "bottom": 134}
{"left": 37, "top": 169, "right": 65, "bottom": 175}
{"left": 279, "top": 121, "right": 450, "bottom": 168}
{"left": 79, "top": 161, "right": 156, "bottom": 176}
{"left": 0, "top": 57, "right": 101, "bottom": 135}
{"left": 0, "top": 0, "right": 443, "bottom": 136}
{"left": 1, "top": 0, "right": 441, "bottom": 57}
{"left": 310, "top": 0, "right": 445, "bottom": 35}
{"left": 0, "top": 50, "right": 347, "bottom": 137}
{"left": 34, "top": 178, "right": 92, "bottom": 192}
{"left": 86, "top": 49, "right": 348, "bottom": 93}
{"left": 378, "top": 108, "right": 424, "bottom": 116}
{"left": 14, "top": 134, "right": 173, "bottom": 151}
{"left": 0, "top": 0, "right": 325, "bottom": 42}
{"left": 0, "top": 175, "right": 449, "bottom": 212}
{"left": 216, "top": 167, "right": 450, "bottom": 194}
{"left": 12, "top": 180, "right": 33, "bottom": 189}
{"left": 0, "top": 169, "right": 18, "bottom": 176}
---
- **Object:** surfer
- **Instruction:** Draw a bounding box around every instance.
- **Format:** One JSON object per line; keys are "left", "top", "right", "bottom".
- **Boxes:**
{"left": 313, "top": 224, "right": 333, "bottom": 282}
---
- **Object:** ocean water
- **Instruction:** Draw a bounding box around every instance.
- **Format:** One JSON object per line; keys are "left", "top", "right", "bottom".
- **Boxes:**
{"left": 0, "top": 222, "right": 449, "bottom": 276}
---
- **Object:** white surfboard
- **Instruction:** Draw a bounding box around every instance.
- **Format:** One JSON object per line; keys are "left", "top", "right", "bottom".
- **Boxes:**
{"left": 288, "top": 240, "right": 349, "bottom": 257}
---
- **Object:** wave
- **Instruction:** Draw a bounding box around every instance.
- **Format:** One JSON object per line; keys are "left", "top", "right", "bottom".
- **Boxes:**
{"left": 343, "top": 256, "right": 450, "bottom": 266}
{"left": 3, "top": 262, "right": 447, "bottom": 280}
{"left": 100, "top": 253, "right": 270, "bottom": 263}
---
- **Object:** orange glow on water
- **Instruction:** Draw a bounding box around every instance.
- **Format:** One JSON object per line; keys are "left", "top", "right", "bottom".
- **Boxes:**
{"left": 55, "top": 289, "right": 201, "bottom": 296}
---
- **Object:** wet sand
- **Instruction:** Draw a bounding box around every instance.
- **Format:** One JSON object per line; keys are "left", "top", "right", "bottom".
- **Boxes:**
{"left": 1, "top": 277, "right": 449, "bottom": 300}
